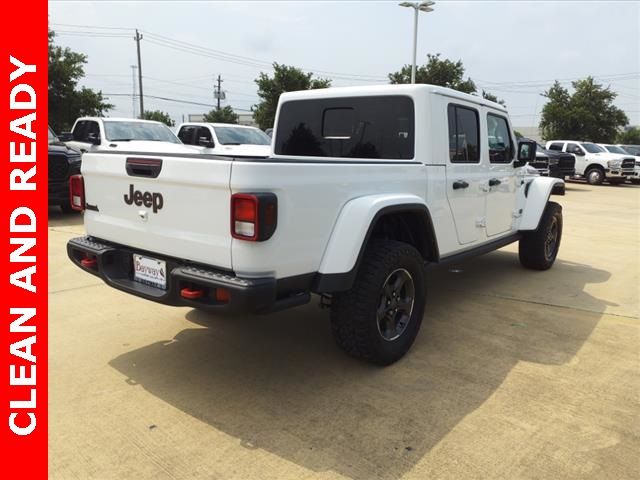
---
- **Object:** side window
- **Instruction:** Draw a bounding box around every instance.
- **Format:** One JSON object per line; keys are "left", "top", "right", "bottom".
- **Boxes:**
{"left": 487, "top": 114, "right": 514, "bottom": 163}
{"left": 566, "top": 142, "right": 580, "bottom": 154}
{"left": 274, "top": 96, "right": 414, "bottom": 159}
{"left": 177, "top": 126, "right": 195, "bottom": 145}
{"left": 548, "top": 142, "right": 564, "bottom": 151}
{"left": 72, "top": 121, "right": 87, "bottom": 141}
{"left": 447, "top": 104, "right": 480, "bottom": 163}
{"left": 197, "top": 126, "right": 213, "bottom": 144}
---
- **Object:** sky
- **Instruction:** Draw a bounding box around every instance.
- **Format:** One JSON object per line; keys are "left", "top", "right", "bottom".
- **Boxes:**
{"left": 48, "top": 0, "right": 640, "bottom": 128}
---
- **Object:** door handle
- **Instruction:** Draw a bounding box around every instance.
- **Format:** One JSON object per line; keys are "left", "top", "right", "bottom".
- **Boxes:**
{"left": 488, "top": 178, "right": 501, "bottom": 187}
{"left": 452, "top": 180, "right": 469, "bottom": 190}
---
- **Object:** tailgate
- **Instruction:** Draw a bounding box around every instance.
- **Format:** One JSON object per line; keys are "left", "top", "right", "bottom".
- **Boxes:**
{"left": 82, "top": 153, "right": 232, "bottom": 269}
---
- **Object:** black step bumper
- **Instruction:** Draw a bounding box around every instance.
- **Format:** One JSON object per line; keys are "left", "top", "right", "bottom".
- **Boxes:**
{"left": 67, "top": 236, "right": 309, "bottom": 314}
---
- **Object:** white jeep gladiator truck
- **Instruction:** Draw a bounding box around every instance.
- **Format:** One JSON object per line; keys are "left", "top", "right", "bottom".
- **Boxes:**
{"left": 67, "top": 84, "right": 565, "bottom": 365}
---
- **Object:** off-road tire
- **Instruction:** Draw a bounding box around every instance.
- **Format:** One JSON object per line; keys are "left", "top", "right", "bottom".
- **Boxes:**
{"left": 585, "top": 167, "right": 604, "bottom": 185}
{"left": 330, "top": 240, "right": 426, "bottom": 365}
{"left": 519, "top": 201, "right": 562, "bottom": 270}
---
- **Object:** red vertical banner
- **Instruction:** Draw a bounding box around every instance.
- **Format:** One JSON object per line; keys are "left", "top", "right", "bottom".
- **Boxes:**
{"left": 1, "top": 0, "right": 48, "bottom": 477}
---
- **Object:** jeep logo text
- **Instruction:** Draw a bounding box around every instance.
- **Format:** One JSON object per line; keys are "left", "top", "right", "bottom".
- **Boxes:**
{"left": 124, "top": 184, "right": 164, "bottom": 213}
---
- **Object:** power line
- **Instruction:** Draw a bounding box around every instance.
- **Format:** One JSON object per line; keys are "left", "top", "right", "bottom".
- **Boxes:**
{"left": 102, "top": 93, "right": 252, "bottom": 111}
{"left": 50, "top": 22, "right": 134, "bottom": 31}
{"left": 51, "top": 23, "right": 387, "bottom": 82}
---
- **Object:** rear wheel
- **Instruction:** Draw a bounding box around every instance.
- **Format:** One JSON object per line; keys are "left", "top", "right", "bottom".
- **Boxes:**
{"left": 519, "top": 202, "right": 562, "bottom": 270}
{"left": 585, "top": 167, "right": 604, "bottom": 185}
{"left": 330, "top": 240, "right": 426, "bottom": 365}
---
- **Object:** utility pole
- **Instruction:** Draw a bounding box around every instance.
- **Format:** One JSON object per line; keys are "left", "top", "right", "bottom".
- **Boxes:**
{"left": 134, "top": 29, "right": 144, "bottom": 117}
{"left": 130, "top": 65, "right": 138, "bottom": 118}
{"left": 214, "top": 74, "right": 223, "bottom": 110}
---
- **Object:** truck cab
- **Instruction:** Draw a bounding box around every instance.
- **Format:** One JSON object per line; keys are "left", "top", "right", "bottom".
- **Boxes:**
{"left": 62, "top": 117, "right": 187, "bottom": 154}
{"left": 176, "top": 122, "right": 271, "bottom": 157}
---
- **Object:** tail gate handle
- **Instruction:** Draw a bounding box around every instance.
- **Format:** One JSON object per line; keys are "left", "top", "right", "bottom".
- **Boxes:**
{"left": 126, "top": 157, "right": 163, "bottom": 178}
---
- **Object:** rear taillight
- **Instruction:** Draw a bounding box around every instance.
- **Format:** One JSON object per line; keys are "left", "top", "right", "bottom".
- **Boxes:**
{"left": 231, "top": 193, "right": 277, "bottom": 241}
{"left": 69, "top": 174, "right": 85, "bottom": 211}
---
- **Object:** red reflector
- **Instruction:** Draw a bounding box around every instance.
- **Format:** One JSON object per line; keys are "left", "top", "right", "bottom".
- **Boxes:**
{"left": 231, "top": 194, "right": 258, "bottom": 240}
{"left": 215, "top": 288, "right": 230, "bottom": 303}
{"left": 80, "top": 257, "right": 97, "bottom": 268}
{"left": 69, "top": 174, "right": 85, "bottom": 211}
{"left": 180, "top": 287, "right": 204, "bottom": 299}
{"left": 233, "top": 196, "right": 257, "bottom": 222}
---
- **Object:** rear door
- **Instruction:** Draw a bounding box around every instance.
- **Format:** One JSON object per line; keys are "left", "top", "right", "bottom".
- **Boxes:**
{"left": 485, "top": 112, "right": 518, "bottom": 237}
{"left": 444, "top": 103, "right": 486, "bottom": 245}
{"left": 82, "top": 152, "right": 233, "bottom": 268}
{"left": 565, "top": 142, "right": 586, "bottom": 175}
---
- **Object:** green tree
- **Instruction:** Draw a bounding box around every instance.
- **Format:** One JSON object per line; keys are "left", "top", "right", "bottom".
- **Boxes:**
{"left": 388, "top": 53, "right": 476, "bottom": 93}
{"left": 203, "top": 106, "right": 239, "bottom": 124}
{"left": 482, "top": 89, "right": 506, "bottom": 106}
{"left": 617, "top": 126, "right": 640, "bottom": 145}
{"left": 514, "top": 130, "right": 523, "bottom": 140}
{"left": 253, "top": 63, "right": 331, "bottom": 130}
{"left": 539, "top": 77, "right": 628, "bottom": 142}
{"left": 48, "top": 30, "right": 113, "bottom": 132}
{"left": 142, "top": 110, "right": 174, "bottom": 126}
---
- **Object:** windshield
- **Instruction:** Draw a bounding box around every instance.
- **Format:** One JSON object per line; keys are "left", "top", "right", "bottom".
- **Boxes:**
{"left": 213, "top": 126, "right": 271, "bottom": 145}
{"left": 604, "top": 145, "right": 627, "bottom": 154}
{"left": 537, "top": 143, "right": 546, "bottom": 151}
{"left": 622, "top": 145, "right": 640, "bottom": 155}
{"left": 581, "top": 142, "right": 605, "bottom": 153}
{"left": 103, "top": 121, "right": 180, "bottom": 143}
{"left": 48, "top": 126, "right": 57, "bottom": 142}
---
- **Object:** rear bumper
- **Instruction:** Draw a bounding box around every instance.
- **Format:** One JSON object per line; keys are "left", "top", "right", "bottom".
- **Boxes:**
{"left": 67, "top": 236, "right": 310, "bottom": 314}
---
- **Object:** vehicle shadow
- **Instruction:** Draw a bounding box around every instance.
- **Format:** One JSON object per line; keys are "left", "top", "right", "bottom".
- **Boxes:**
{"left": 109, "top": 251, "right": 610, "bottom": 480}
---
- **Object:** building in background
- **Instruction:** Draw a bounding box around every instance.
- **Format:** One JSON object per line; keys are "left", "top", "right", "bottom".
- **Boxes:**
{"left": 184, "top": 112, "right": 257, "bottom": 127}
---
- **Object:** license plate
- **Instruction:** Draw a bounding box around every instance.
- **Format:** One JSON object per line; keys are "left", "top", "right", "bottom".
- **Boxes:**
{"left": 133, "top": 254, "right": 167, "bottom": 289}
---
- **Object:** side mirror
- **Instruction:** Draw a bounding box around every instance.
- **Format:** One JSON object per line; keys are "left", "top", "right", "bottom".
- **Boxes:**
{"left": 198, "top": 136, "right": 215, "bottom": 148}
{"left": 58, "top": 132, "right": 73, "bottom": 142}
{"left": 87, "top": 132, "right": 101, "bottom": 145}
{"left": 515, "top": 140, "right": 536, "bottom": 167}
{"left": 571, "top": 147, "right": 585, "bottom": 156}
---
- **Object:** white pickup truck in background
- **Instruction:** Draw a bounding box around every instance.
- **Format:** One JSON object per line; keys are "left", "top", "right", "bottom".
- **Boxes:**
{"left": 68, "top": 84, "right": 564, "bottom": 365}
{"left": 545, "top": 140, "right": 636, "bottom": 185}
{"left": 60, "top": 117, "right": 187, "bottom": 154}
{"left": 176, "top": 122, "right": 271, "bottom": 157}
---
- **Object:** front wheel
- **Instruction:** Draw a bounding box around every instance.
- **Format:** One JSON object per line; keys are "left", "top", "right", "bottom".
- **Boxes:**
{"left": 585, "top": 168, "right": 604, "bottom": 185}
{"left": 330, "top": 240, "right": 426, "bottom": 365}
{"left": 519, "top": 202, "right": 563, "bottom": 270}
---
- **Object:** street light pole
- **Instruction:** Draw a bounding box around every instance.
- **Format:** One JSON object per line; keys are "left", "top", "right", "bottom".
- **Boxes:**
{"left": 399, "top": 1, "right": 436, "bottom": 84}
{"left": 411, "top": 7, "right": 418, "bottom": 84}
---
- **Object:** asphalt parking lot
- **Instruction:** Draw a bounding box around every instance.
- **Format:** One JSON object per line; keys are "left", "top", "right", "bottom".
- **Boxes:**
{"left": 49, "top": 181, "right": 639, "bottom": 480}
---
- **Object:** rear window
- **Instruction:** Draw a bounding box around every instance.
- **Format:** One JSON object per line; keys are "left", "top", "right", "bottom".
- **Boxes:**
{"left": 274, "top": 96, "right": 414, "bottom": 159}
